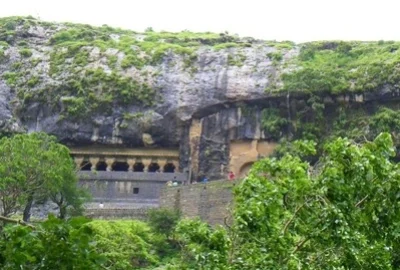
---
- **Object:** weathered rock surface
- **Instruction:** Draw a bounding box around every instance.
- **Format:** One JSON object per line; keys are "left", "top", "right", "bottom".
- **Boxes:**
{"left": 0, "top": 17, "right": 297, "bottom": 148}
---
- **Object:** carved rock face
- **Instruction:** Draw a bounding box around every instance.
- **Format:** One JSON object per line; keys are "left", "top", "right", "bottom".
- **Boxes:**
{"left": 142, "top": 133, "right": 154, "bottom": 146}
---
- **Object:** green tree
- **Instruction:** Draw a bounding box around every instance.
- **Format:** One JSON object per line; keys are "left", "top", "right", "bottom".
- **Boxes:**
{"left": 84, "top": 220, "right": 159, "bottom": 269}
{"left": 49, "top": 177, "right": 90, "bottom": 219}
{"left": 175, "top": 133, "right": 400, "bottom": 269}
{"left": 174, "top": 218, "right": 229, "bottom": 269}
{"left": 147, "top": 208, "right": 180, "bottom": 236}
{"left": 0, "top": 132, "right": 87, "bottom": 220}
{"left": 232, "top": 132, "right": 400, "bottom": 269}
{"left": 0, "top": 215, "right": 105, "bottom": 269}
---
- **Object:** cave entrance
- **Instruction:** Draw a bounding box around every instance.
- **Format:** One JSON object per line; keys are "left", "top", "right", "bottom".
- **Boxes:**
{"left": 80, "top": 161, "right": 92, "bottom": 171}
{"left": 112, "top": 162, "right": 129, "bottom": 172}
{"left": 148, "top": 163, "right": 160, "bottom": 172}
{"left": 96, "top": 161, "right": 107, "bottom": 171}
{"left": 163, "top": 163, "right": 176, "bottom": 173}
{"left": 133, "top": 162, "right": 144, "bottom": 172}
{"left": 239, "top": 162, "right": 254, "bottom": 179}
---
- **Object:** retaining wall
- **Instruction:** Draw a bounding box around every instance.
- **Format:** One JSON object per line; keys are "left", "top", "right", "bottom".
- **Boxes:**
{"left": 159, "top": 180, "right": 236, "bottom": 226}
{"left": 79, "top": 171, "right": 187, "bottom": 202}
{"left": 84, "top": 207, "right": 153, "bottom": 220}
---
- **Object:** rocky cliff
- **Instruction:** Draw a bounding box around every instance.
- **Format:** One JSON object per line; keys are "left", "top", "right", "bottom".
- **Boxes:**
{"left": 2, "top": 16, "right": 400, "bottom": 180}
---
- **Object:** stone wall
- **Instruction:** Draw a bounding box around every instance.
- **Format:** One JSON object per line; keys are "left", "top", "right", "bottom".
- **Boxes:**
{"left": 81, "top": 180, "right": 164, "bottom": 201}
{"left": 79, "top": 171, "right": 187, "bottom": 202}
{"left": 84, "top": 207, "right": 152, "bottom": 220}
{"left": 159, "top": 180, "right": 235, "bottom": 226}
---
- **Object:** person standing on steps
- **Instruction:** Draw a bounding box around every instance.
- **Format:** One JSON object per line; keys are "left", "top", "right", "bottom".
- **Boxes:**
{"left": 202, "top": 176, "right": 208, "bottom": 183}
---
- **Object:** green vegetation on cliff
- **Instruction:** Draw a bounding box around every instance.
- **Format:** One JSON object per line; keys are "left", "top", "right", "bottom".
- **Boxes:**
{"left": 1, "top": 16, "right": 400, "bottom": 107}
{"left": 0, "top": 16, "right": 256, "bottom": 119}
{"left": 266, "top": 99, "right": 400, "bottom": 147}
{"left": 281, "top": 40, "right": 400, "bottom": 94}
{"left": 256, "top": 96, "right": 400, "bottom": 161}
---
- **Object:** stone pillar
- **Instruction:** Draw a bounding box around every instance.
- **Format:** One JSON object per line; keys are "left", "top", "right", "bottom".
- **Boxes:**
{"left": 142, "top": 158, "right": 152, "bottom": 172}
{"left": 73, "top": 156, "right": 84, "bottom": 170}
{"left": 251, "top": 139, "right": 258, "bottom": 151}
{"left": 89, "top": 157, "right": 99, "bottom": 171}
{"left": 127, "top": 158, "right": 136, "bottom": 172}
{"left": 117, "top": 181, "right": 125, "bottom": 193}
{"left": 105, "top": 157, "right": 115, "bottom": 172}
{"left": 171, "top": 160, "right": 179, "bottom": 173}
{"left": 189, "top": 118, "right": 203, "bottom": 181}
{"left": 158, "top": 159, "right": 167, "bottom": 172}
{"left": 126, "top": 181, "right": 132, "bottom": 194}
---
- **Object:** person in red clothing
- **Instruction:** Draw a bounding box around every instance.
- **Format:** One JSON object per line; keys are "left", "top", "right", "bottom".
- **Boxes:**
{"left": 228, "top": 171, "right": 235, "bottom": 181}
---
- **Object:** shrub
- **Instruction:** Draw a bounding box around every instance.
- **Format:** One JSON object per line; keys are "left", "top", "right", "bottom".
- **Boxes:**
{"left": 17, "top": 40, "right": 27, "bottom": 46}
{"left": 0, "top": 49, "right": 7, "bottom": 63}
{"left": 3, "top": 20, "right": 17, "bottom": 31}
{"left": 2, "top": 72, "right": 18, "bottom": 86}
{"left": 0, "top": 216, "right": 104, "bottom": 269}
{"left": 267, "top": 51, "right": 283, "bottom": 61}
{"left": 227, "top": 53, "right": 246, "bottom": 67}
{"left": 84, "top": 220, "right": 159, "bottom": 269}
{"left": 148, "top": 208, "right": 180, "bottom": 236}
{"left": 107, "top": 54, "right": 118, "bottom": 68}
{"left": 121, "top": 54, "right": 144, "bottom": 69}
{"left": 0, "top": 41, "right": 9, "bottom": 48}
{"left": 282, "top": 41, "right": 400, "bottom": 94}
{"left": 27, "top": 76, "right": 39, "bottom": 87}
{"left": 19, "top": 48, "right": 32, "bottom": 58}
{"left": 213, "top": 42, "right": 240, "bottom": 50}
{"left": 61, "top": 96, "right": 87, "bottom": 117}
{"left": 261, "top": 108, "right": 288, "bottom": 139}
{"left": 72, "top": 50, "right": 89, "bottom": 66}
{"left": 174, "top": 219, "right": 229, "bottom": 268}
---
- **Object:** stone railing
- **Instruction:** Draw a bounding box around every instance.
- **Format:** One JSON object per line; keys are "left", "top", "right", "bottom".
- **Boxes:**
{"left": 70, "top": 146, "right": 180, "bottom": 172}
{"left": 78, "top": 171, "right": 187, "bottom": 182}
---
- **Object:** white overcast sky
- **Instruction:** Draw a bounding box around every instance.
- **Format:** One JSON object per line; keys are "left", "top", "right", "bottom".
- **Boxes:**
{"left": 1, "top": 0, "right": 399, "bottom": 42}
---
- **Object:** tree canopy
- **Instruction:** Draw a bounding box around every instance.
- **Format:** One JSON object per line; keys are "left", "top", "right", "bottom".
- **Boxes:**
{"left": 0, "top": 132, "right": 87, "bottom": 220}
{"left": 172, "top": 132, "right": 400, "bottom": 269}
{"left": 1, "top": 132, "right": 400, "bottom": 269}
{"left": 0, "top": 215, "right": 104, "bottom": 269}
